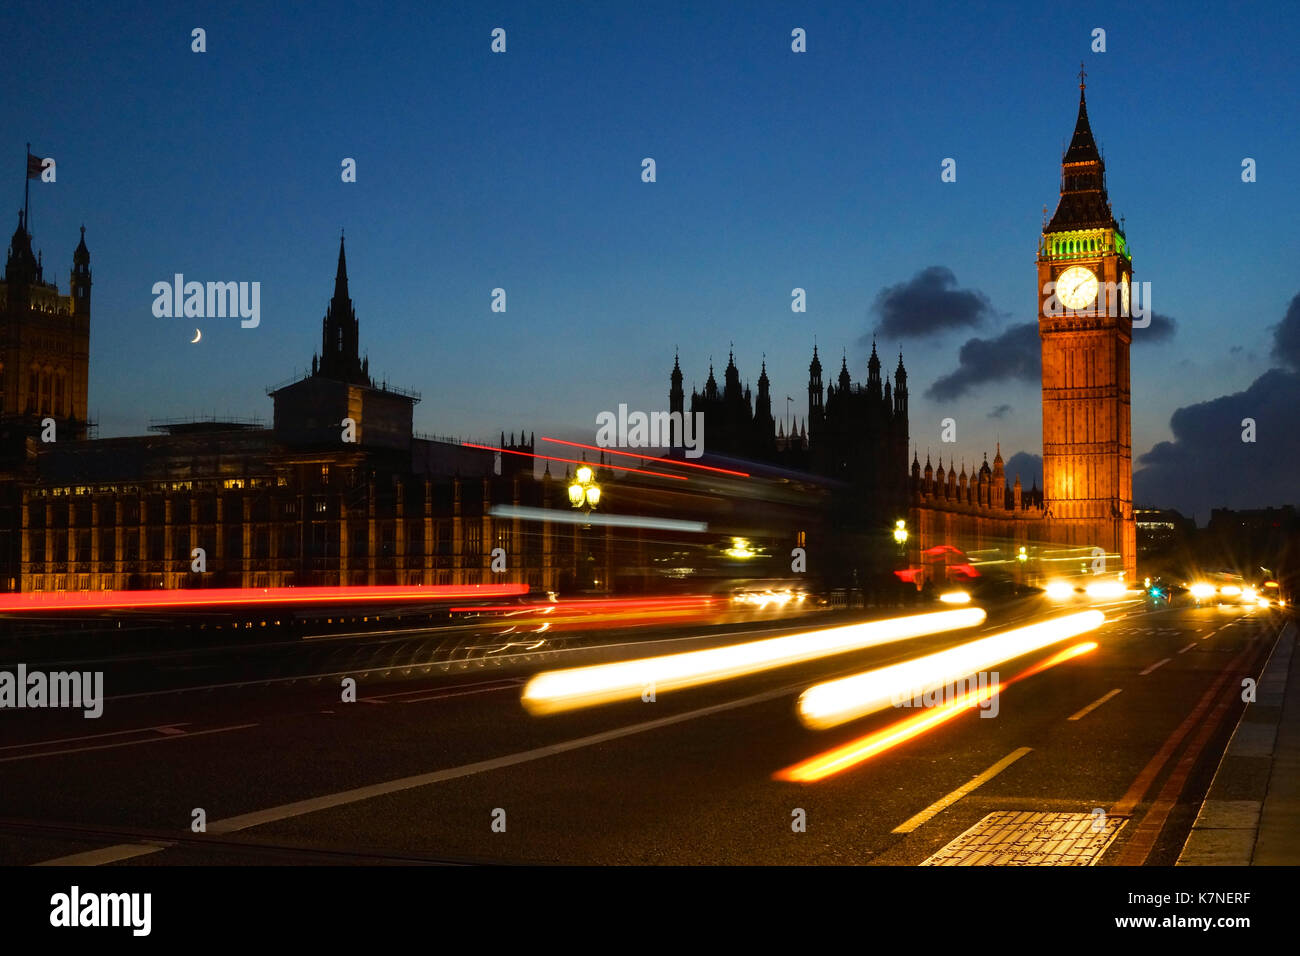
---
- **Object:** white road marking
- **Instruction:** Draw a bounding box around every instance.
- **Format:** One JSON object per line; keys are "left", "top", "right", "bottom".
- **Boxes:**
{"left": 400, "top": 683, "right": 522, "bottom": 703}
{"left": 1177, "top": 643, "right": 1196, "bottom": 655}
{"left": 33, "top": 843, "right": 172, "bottom": 867}
{"left": 29, "top": 677, "right": 806, "bottom": 865}
{"left": 1067, "top": 688, "right": 1122, "bottom": 721}
{"left": 1139, "top": 657, "right": 1171, "bottom": 676}
{"left": 363, "top": 678, "right": 522, "bottom": 702}
{"left": 0, "top": 723, "right": 258, "bottom": 764}
{"left": 0, "top": 722, "right": 193, "bottom": 752}
{"left": 891, "top": 747, "right": 1034, "bottom": 834}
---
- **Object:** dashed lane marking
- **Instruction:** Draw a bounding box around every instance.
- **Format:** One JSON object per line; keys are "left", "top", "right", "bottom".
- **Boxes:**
{"left": 1068, "top": 689, "right": 1122, "bottom": 722}
{"left": 892, "top": 748, "right": 1033, "bottom": 834}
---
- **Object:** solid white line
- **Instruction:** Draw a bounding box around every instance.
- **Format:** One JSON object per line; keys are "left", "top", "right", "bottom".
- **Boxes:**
{"left": 204, "top": 685, "right": 797, "bottom": 834}
{"left": 1068, "top": 688, "right": 1122, "bottom": 721}
{"left": 302, "top": 625, "right": 442, "bottom": 641}
{"left": 0, "top": 723, "right": 258, "bottom": 764}
{"left": 363, "top": 678, "right": 522, "bottom": 701}
{"left": 1139, "top": 657, "right": 1171, "bottom": 676}
{"left": 33, "top": 843, "right": 168, "bottom": 867}
{"left": 400, "top": 684, "right": 521, "bottom": 703}
{"left": 0, "top": 722, "right": 193, "bottom": 752}
{"left": 891, "top": 747, "right": 1033, "bottom": 834}
{"left": 30, "top": 677, "right": 804, "bottom": 864}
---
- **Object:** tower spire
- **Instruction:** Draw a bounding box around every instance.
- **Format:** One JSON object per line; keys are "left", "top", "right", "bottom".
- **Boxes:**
{"left": 319, "top": 232, "right": 366, "bottom": 385}
{"left": 335, "top": 230, "right": 349, "bottom": 299}
{"left": 1046, "top": 71, "right": 1115, "bottom": 232}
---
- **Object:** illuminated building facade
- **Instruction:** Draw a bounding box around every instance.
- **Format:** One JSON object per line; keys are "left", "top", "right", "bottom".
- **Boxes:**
{"left": 903, "top": 77, "right": 1139, "bottom": 582}
{"left": 1036, "top": 72, "right": 1137, "bottom": 577}
{"left": 908, "top": 446, "right": 1046, "bottom": 560}
{"left": 3, "top": 238, "right": 604, "bottom": 593}
{"left": 0, "top": 214, "right": 93, "bottom": 587}
{"left": 0, "top": 213, "right": 91, "bottom": 442}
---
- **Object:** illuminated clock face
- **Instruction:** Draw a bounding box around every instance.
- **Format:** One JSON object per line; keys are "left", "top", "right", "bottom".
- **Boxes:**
{"left": 1120, "top": 273, "right": 1130, "bottom": 316}
{"left": 1057, "top": 266, "right": 1099, "bottom": 310}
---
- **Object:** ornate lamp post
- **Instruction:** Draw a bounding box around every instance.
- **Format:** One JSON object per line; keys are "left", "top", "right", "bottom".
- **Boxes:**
{"left": 893, "top": 519, "right": 910, "bottom": 600}
{"left": 568, "top": 464, "right": 601, "bottom": 590}
{"left": 568, "top": 465, "right": 601, "bottom": 513}
{"left": 893, "top": 519, "right": 908, "bottom": 549}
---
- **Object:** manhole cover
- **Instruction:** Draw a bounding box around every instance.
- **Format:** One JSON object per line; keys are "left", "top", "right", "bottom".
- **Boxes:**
{"left": 922, "top": 811, "right": 1127, "bottom": 865}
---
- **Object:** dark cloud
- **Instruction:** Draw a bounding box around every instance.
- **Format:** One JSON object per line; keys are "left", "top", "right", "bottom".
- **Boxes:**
{"left": 869, "top": 266, "right": 995, "bottom": 340}
{"left": 925, "top": 322, "right": 1040, "bottom": 400}
{"left": 927, "top": 307, "right": 1178, "bottom": 402}
{"left": 1133, "top": 312, "right": 1177, "bottom": 344}
{"left": 1269, "top": 293, "right": 1300, "bottom": 369}
{"left": 987, "top": 404, "right": 1012, "bottom": 419}
{"left": 1134, "top": 367, "right": 1300, "bottom": 514}
{"left": 1004, "top": 451, "right": 1042, "bottom": 490}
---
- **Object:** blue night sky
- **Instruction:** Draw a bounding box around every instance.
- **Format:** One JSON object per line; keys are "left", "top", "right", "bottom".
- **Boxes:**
{"left": 5, "top": 1, "right": 1298, "bottom": 518}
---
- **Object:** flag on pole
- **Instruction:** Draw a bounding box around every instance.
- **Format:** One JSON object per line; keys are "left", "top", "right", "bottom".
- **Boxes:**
{"left": 26, "top": 152, "right": 46, "bottom": 178}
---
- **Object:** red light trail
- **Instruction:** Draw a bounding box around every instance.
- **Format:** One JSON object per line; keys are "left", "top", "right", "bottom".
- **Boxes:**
{"left": 539, "top": 437, "right": 750, "bottom": 477}
{"left": 459, "top": 442, "right": 686, "bottom": 480}
{"left": 0, "top": 583, "right": 529, "bottom": 614}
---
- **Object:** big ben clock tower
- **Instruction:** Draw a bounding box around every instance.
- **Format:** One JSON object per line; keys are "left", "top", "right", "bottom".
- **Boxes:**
{"left": 1038, "top": 67, "right": 1137, "bottom": 578}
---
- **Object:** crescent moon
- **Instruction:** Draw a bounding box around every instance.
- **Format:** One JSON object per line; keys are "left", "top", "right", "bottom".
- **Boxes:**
{"left": 191, "top": 328, "right": 202, "bottom": 344}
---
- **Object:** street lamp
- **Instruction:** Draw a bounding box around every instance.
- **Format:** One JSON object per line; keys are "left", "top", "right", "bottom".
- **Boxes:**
{"left": 1017, "top": 546, "right": 1028, "bottom": 563}
{"left": 568, "top": 465, "right": 601, "bottom": 512}
{"left": 892, "top": 520, "right": 908, "bottom": 547}
{"left": 568, "top": 465, "right": 602, "bottom": 592}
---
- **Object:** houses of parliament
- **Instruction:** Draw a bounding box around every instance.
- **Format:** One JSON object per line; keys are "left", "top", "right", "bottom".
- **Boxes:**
{"left": 673, "top": 71, "right": 1138, "bottom": 581}
{"left": 0, "top": 73, "right": 1137, "bottom": 593}
{"left": 0, "top": 226, "right": 601, "bottom": 593}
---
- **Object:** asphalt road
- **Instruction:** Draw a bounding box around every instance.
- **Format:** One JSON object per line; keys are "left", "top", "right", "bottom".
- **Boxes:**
{"left": 0, "top": 597, "right": 1283, "bottom": 865}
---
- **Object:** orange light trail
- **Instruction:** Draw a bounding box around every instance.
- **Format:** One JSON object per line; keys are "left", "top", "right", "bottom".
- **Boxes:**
{"left": 0, "top": 583, "right": 529, "bottom": 614}
{"left": 459, "top": 442, "right": 686, "bottom": 480}
{"left": 776, "top": 683, "right": 1002, "bottom": 783}
{"left": 539, "top": 437, "right": 750, "bottom": 477}
{"left": 776, "top": 641, "right": 1099, "bottom": 783}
